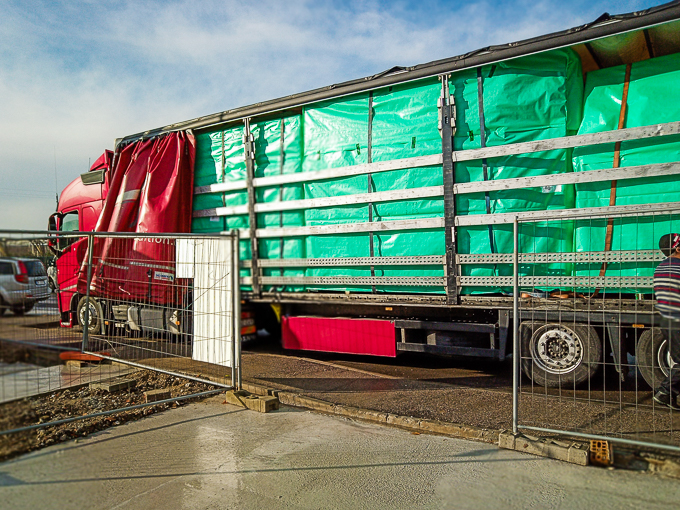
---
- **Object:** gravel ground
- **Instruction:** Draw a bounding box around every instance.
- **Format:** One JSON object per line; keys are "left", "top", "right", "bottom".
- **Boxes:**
{"left": 240, "top": 351, "right": 680, "bottom": 446}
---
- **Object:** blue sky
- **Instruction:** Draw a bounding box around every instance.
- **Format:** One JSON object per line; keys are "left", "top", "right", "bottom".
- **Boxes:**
{"left": 0, "top": 0, "right": 669, "bottom": 229}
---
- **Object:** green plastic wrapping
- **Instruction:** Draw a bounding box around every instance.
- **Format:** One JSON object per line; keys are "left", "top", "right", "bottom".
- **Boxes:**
{"left": 572, "top": 52, "right": 680, "bottom": 289}
{"left": 253, "top": 116, "right": 305, "bottom": 292}
{"left": 302, "top": 94, "right": 372, "bottom": 292}
{"left": 302, "top": 81, "right": 445, "bottom": 293}
{"left": 191, "top": 125, "right": 251, "bottom": 287}
{"left": 452, "top": 49, "right": 583, "bottom": 292}
{"left": 370, "top": 80, "right": 445, "bottom": 293}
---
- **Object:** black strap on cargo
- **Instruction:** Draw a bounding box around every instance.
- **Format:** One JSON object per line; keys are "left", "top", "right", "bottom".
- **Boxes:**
{"left": 477, "top": 68, "right": 495, "bottom": 254}
{"left": 368, "top": 91, "right": 377, "bottom": 292}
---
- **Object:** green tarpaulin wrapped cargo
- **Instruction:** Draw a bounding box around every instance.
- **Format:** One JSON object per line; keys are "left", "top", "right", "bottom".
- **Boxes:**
{"left": 572, "top": 52, "right": 680, "bottom": 290}
{"left": 191, "top": 49, "right": 584, "bottom": 295}
{"left": 452, "top": 49, "right": 583, "bottom": 293}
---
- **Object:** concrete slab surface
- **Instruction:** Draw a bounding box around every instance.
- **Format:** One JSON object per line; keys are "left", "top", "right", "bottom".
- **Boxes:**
{"left": 1, "top": 396, "right": 677, "bottom": 510}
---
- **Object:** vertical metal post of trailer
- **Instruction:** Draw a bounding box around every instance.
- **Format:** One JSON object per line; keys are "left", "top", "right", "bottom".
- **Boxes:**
{"left": 367, "top": 91, "right": 377, "bottom": 293}
{"left": 82, "top": 232, "right": 95, "bottom": 352}
{"left": 512, "top": 216, "right": 520, "bottom": 435}
{"left": 440, "top": 75, "right": 458, "bottom": 305}
{"left": 232, "top": 231, "right": 242, "bottom": 390}
{"left": 244, "top": 118, "right": 260, "bottom": 296}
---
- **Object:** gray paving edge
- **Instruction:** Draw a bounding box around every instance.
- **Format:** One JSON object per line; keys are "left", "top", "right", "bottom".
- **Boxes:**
{"left": 499, "top": 431, "right": 589, "bottom": 466}
{"left": 238, "top": 381, "right": 500, "bottom": 445}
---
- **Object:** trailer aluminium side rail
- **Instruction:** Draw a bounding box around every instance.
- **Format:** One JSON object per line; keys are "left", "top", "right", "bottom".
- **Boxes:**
{"left": 48, "top": 1, "right": 680, "bottom": 389}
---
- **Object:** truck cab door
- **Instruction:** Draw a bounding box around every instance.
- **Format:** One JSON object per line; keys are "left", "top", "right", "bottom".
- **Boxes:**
{"left": 82, "top": 205, "right": 98, "bottom": 232}
{"left": 54, "top": 208, "right": 83, "bottom": 323}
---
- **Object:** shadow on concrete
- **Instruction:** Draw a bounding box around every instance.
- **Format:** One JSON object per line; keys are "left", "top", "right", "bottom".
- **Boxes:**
{"left": 0, "top": 448, "right": 539, "bottom": 487}
{"left": 5, "top": 408, "right": 248, "bottom": 463}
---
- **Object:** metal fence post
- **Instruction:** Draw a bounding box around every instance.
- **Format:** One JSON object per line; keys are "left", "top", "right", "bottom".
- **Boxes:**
{"left": 229, "top": 234, "right": 236, "bottom": 390}
{"left": 229, "top": 231, "right": 242, "bottom": 390}
{"left": 234, "top": 231, "right": 242, "bottom": 390}
{"left": 512, "top": 215, "right": 520, "bottom": 435}
{"left": 82, "top": 232, "right": 94, "bottom": 352}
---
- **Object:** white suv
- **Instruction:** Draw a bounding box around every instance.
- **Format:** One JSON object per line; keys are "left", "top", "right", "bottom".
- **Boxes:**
{"left": 0, "top": 258, "right": 50, "bottom": 316}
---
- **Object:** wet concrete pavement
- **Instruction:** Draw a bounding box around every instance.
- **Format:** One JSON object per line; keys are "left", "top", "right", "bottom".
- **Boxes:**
{"left": 1, "top": 395, "right": 678, "bottom": 510}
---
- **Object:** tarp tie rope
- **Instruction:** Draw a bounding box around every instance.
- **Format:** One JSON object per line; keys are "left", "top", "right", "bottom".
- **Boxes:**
{"left": 588, "top": 63, "right": 631, "bottom": 300}
{"left": 599, "top": 63, "right": 632, "bottom": 278}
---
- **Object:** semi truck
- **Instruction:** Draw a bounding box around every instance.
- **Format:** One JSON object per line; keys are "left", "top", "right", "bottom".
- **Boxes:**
{"left": 49, "top": 1, "right": 680, "bottom": 389}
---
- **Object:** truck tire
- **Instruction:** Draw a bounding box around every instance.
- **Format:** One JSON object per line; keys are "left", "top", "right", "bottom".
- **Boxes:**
{"left": 636, "top": 328, "right": 674, "bottom": 390}
{"left": 0, "top": 297, "right": 6, "bottom": 316}
{"left": 77, "top": 296, "right": 103, "bottom": 335}
{"left": 520, "top": 322, "right": 602, "bottom": 388}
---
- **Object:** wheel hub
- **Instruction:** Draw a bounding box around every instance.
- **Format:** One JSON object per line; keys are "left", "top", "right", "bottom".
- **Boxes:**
{"left": 532, "top": 326, "right": 583, "bottom": 375}
{"left": 79, "top": 301, "right": 98, "bottom": 327}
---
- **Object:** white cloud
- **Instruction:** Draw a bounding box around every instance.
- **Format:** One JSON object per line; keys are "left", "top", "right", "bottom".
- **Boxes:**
{"left": 0, "top": 0, "right": 664, "bottom": 229}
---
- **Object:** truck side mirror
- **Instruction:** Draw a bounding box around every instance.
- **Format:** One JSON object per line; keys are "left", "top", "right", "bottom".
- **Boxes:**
{"left": 48, "top": 214, "right": 59, "bottom": 231}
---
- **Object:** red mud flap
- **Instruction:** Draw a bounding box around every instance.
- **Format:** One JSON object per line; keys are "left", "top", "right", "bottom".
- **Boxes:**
{"left": 59, "top": 351, "right": 111, "bottom": 362}
{"left": 282, "top": 316, "right": 396, "bottom": 357}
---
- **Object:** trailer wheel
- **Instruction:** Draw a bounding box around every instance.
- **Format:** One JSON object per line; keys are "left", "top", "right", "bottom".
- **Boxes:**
{"left": 521, "top": 323, "right": 601, "bottom": 388}
{"left": 77, "top": 296, "right": 103, "bottom": 335}
{"left": 636, "top": 328, "right": 674, "bottom": 390}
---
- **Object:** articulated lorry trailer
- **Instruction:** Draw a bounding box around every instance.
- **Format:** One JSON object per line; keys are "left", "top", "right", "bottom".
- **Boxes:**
{"left": 49, "top": 1, "right": 680, "bottom": 389}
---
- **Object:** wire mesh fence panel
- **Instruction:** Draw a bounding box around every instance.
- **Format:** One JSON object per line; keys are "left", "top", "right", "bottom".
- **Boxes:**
{"left": 0, "top": 231, "right": 85, "bottom": 405}
{"left": 512, "top": 211, "right": 680, "bottom": 452}
{"left": 82, "top": 233, "right": 240, "bottom": 386}
{"left": 0, "top": 231, "right": 240, "bottom": 446}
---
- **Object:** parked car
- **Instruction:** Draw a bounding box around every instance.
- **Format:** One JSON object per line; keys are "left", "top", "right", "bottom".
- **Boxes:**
{"left": 0, "top": 258, "right": 50, "bottom": 316}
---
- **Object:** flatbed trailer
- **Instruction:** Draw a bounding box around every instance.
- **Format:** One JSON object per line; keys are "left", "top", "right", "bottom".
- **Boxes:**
{"left": 52, "top": 1, "right": 680, "bottom": 389}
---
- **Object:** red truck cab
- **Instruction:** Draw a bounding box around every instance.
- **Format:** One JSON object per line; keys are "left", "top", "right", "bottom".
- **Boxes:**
{"left": 48, "top": 151, "right": 112, "bottom": 326}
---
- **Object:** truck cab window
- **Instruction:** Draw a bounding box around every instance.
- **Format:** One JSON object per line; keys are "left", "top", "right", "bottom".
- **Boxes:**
{"left": 61, "top": 211, "right": 79, "bottom": 232}
{"left": 57, "top": 210, "right": 80, "bottom": 251}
